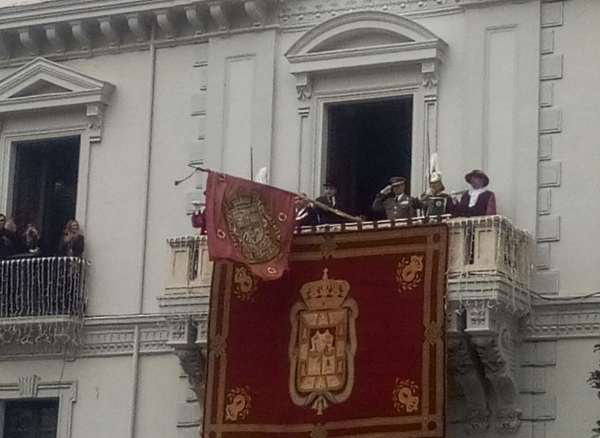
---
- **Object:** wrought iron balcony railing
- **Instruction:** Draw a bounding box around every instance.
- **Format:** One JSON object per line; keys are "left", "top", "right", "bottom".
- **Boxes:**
{"left": 0, "top": 256, "right": 89, "bottom": 319}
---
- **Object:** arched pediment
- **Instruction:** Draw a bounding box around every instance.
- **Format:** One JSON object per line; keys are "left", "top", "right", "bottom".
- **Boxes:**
{"left": 285, "top": 11, "right": 447, "bottom": 76}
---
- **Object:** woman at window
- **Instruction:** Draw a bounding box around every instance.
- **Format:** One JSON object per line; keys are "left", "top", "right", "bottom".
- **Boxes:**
{"left": 58, "top": 219, "right": 85, "bottom": 258}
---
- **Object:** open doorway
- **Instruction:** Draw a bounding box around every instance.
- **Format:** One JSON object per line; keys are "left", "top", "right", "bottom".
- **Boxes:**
{"left": 11, "top": 136, "right": 80, "bottom": 255}
{"left": 325, "top": 96, "right": 413, "bottom": 220}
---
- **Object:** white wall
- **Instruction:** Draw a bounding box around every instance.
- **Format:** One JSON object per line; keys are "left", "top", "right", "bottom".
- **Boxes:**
{"left": 541, "top": 0, "right": 600, "bottom": 296}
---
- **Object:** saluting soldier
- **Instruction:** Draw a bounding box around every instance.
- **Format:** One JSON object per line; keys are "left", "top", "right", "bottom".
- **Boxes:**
{"left": 372, "top": 177, "right": 419, "bottom": 220}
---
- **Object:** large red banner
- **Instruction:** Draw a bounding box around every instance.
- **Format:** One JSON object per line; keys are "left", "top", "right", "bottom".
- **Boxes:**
{"left": 204, "top": 225, "right": 448, "bottom": 438}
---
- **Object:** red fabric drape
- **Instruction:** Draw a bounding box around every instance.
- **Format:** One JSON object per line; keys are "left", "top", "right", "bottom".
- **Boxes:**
{"left": 204, "top": 171, "right": 297, "bottom": 280}
{"left": 204, "top": 225, "right": 448, "bottom": 438}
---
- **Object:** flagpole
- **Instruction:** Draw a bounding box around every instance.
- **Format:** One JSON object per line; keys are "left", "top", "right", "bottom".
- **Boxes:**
{"left": 175, "top": 167, "right": 362, "bottom": 223}
{"left": 301, "top": 196, "right": 363, "bottom": 223}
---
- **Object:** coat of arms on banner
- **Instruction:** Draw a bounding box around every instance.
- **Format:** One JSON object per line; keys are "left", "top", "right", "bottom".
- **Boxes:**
{"left": 289, "top": 268, "right": 358, "bottom": 415}
{"left": 223, "top": 189, "right": 282, "bottom": 264}
{"left": 204, "top": 170, "right": 297, "bottom": 279}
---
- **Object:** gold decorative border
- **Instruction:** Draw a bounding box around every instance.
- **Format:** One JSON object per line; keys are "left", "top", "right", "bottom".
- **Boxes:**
{"left": 204, "top": 225, "right": 448, "bottom": 438}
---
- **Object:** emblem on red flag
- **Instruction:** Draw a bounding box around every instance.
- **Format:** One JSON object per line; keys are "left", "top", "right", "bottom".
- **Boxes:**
{"left": 204, "top": 171, "right": 297, "bottom": 279}
{"left": 289, "top": 268, "right": 358, "bottom": 415}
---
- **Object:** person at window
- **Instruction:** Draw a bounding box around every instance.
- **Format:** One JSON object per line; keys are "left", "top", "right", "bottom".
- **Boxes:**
{"left": 372, "top": 177, "right": 418, "bottom": 220}
{"left": 58, "top": 219, "right": 85, "bottom": 258}
{"left": 23, "top": 222, "right": 41, "bottom": 255}
{"left": 315, "top": 182, "right": 345, "bottom": 224}
{"left": 191, "top": 201, "right": 207, "bottom": 235}
{"left": 0, "top": 214, "right": 19, "bottom": 259}
{"left": 295, "top": 194, "right": 319, "bottom": 227}
{"left": 419, "top": 171, "right": 454, "bottom": 217}
{"left": 455, "top": 170, "right": 497, "bottom": 217}
{"left": 5, "top": 216, "right": 17, "bottom": 233}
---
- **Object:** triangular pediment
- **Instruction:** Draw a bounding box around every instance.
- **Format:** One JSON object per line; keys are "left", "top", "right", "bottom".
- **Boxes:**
{"left": 10, "top": 79, "right": 72, "bottom": 98}
{"left": 0, "top": 57, "right": 115, "bottom": 114}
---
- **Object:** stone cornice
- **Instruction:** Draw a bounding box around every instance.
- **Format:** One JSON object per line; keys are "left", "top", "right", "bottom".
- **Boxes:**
{"left": 0, "top": 0, "right": 279, "bottom": 66}
{"left": 0, "top": 0, "right": 535, "bottom": 67}
{"left": 0, "top": 312, "right": 208, "bottom": 360}
{"left": 278, "top": 0, "right": 527, "bottom": 27}
{"left": 524, "top": 296, "right": 600, "bottom": 340}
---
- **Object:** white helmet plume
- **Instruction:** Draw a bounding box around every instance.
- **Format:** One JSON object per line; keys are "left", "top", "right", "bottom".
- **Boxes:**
{"left": 429, "top": 153, "right": 442, "bottom": 183}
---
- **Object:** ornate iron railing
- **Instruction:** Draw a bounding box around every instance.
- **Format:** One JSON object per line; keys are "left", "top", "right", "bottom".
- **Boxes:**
{"left": 0, "top": 256, "right": 89, "bottom": 319}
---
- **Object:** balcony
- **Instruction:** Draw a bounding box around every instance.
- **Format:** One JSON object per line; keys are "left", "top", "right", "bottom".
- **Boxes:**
{"left": 0, "top": 256, "right": 89, "bottom": 345}
{"left": 163, "top": 215, "right": 533, "bottom": 434}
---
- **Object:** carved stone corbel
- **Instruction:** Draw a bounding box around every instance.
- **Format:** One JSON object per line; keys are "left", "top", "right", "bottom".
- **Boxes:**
{"left": 421, "top": 61, "right": 438, "bottom": 89}
{"left": 447, "top": 306, "right": 491, "bottom": 434}
{"left": 209, "top": 2, "right": 230, "bottom": 31}
{"left": 156, "top": 10, "right": 177, "bottom": 39}
{"left": 465, "top": 305, "right": 523, "bottom": 434}
{"left": 86, "top": 104, "right": 105, "bottom": 143}
{"left": 18, "top": 27, "right": 41, "bottom": 57}
{"left": 99, "top": 17, "right": 121, "bottom": 47}
{"left": 44, "top": 24, "right": 66, "bottom": 54}
{"left": 70, "top": 20, "right": 92, "bottom": 51}
{"left": 126, "top": 13, "right": 149, "bottom": 43}
{"left": 295, "top": 73, "right": 313, "bottom": 101}
{"left": 184, "top": 5, "right": 207, "bottom": 35}
{"left": 18, "top": 375, "right": 40, "bottom": 398}
{"left": 167, "top": 317, "right": 207, "bottom": 400}
{"left": 244, "top": 0, "right": 268, "bottom": 27}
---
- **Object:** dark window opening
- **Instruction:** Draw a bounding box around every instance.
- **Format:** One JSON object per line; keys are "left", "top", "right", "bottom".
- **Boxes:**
{"left": 3, "top": 399, "right": 59, "bottom": 438}
{"left": 325, "top": 97, "right": 413, "bottom": 220}
{"left": 12, "top": 137, "right": 80, "bottom": 255}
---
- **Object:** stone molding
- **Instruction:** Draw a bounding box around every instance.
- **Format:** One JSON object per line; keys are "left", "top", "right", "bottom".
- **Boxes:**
{"left": 285, "top": 11, "right": 447, "bottom": 98}
{"left": 524, "top": 297, "right": 600, "bottom": 340}
{"left": 0, "top": 313, "right": 208, "bottom": 360}
{"left": 0, "top": 0, "right": 278, "bottom": 66}
{"left": 0, "top": 297, "right": 594, "bottom": 361}
{"left": 0, "top": 376, "right": 77, "bottom": 438}
{"left": 0, "top": 57, "right": 115, "bottom": 143}
{"left": 0, "top": 0, "right": 527, "bottom": 66}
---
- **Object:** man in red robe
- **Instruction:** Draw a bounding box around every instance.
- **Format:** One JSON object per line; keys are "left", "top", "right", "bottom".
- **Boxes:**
{"left": 456, "top": 170, "right": 497, "bottom": 217}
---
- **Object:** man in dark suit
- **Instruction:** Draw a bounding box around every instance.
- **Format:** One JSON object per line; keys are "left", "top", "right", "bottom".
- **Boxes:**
{"left": 315, "top": 182, "right": 344, "bottom": 224}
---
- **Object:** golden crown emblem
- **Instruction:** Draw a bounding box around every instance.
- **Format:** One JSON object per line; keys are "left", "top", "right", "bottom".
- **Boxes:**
{"left": 300, "top": 268, "right": 350, "bottom": 310}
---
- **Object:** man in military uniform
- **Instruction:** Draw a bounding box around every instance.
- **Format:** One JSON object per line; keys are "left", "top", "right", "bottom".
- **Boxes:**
{"left": 419, "top": 171, "right": 455, "bottom": 217}
{"left": 372, "top": 177, "right": 418, "bottom": 220}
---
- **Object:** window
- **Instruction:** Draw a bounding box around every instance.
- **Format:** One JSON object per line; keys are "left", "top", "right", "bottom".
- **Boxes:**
{"left": 2, "top": 399, "right": 59, "bottom": 438}
{"left": 11, "top": 137, "right": 80, "bottom": 255}
{"left": 325, "top": 97, "right": 413, "bottom": 219}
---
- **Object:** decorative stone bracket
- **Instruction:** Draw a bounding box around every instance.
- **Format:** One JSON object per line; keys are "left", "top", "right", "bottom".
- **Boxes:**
{"left": 86, "top": 103, "right": 106, "bottom": 143}
{"left": 447, "top": 286, "right": 529, "bottom": 435}
{"left": 294, "top": 73, "right": 313, "bottom": 101}
{"left": 292, "top": 60, "right": 438, "bottom": 102}
{"left": 167, "top": 316, "right": 207, "bottom": 400}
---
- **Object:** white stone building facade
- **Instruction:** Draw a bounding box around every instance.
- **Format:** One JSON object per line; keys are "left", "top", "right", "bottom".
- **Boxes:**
{"left": 0, "top": 0, "right": 596, "bottom": 437}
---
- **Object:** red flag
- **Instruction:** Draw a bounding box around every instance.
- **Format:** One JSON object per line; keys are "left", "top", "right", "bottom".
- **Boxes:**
{"left": 204, "top": 170, "right": 297, "bottom": 280}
